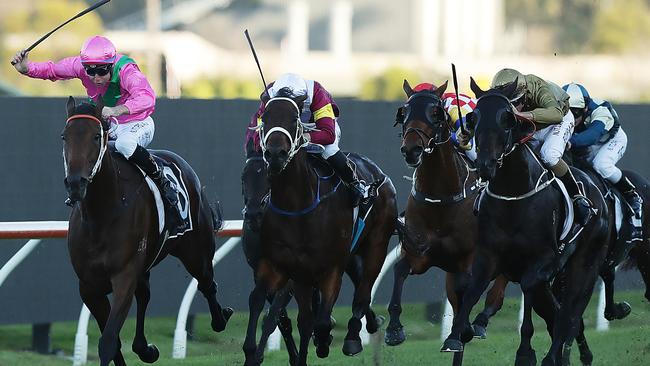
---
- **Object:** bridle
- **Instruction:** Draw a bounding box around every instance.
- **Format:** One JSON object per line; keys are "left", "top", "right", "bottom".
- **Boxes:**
{"left": 258, "top": 97, "right": 310, "bottom": 171}
{"left": 397, "top": 92, "right": 451, "bottom": 154}
{"left": 63, "top": 113, "right": 108, "bottom": 182}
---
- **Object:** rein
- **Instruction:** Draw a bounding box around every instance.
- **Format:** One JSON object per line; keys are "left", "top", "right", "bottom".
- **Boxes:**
{"left": 65, "top": 114, "right": 108, "bottom": 182}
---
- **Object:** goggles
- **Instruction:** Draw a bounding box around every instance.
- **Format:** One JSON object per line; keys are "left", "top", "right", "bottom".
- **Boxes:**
{"left": 84, "top": 64, "right": 112, "bottom": 77}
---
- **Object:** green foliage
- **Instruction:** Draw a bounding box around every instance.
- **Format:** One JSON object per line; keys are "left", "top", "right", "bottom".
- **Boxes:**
{"left": 181, "top": 77, "right": 260, "bottom": 99}
{"left": 359, "top": 66, "right": 436, "bottom": 101}
{"left": 591, "top": 0, "right": 650, "bottom": 53}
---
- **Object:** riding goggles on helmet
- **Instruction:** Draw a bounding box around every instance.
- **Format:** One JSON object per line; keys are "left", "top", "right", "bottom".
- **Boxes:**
{"left": 84, "top": 64, "right": 112, "bottom": 77}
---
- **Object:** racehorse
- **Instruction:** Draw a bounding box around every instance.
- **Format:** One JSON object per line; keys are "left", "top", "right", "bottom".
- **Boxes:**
{"left": 441, "top": 80, "right": 611, "bottom": 366}
{"left": 63, "top": 97, "right": 233, "bottom": 366}
{"left": 242, "top": 89, "right": 397, "bottom": 366}
{"left": 389, "top": 80, "right": 509, "bottom": 357}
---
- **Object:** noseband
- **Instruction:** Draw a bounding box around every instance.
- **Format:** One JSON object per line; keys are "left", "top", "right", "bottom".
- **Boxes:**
{"left": 64, "top": 114, "right": 108, "bottom": 182}
{"left": 399, "top": 92, "right": 450, "bottom": 153}
{"left": 259, "top": 97, "right": 310, "bottom": 170}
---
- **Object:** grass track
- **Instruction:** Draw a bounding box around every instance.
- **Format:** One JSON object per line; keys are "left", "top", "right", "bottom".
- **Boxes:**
{"left": 0, "top": 291, "right": 648, "bottom": 365}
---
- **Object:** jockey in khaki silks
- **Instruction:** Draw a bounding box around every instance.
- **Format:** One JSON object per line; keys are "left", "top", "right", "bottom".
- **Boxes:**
{"left": 245, "top": 73, "right": 367, "bottom": 207}
{"left": 563, "top": 82, "right": 643, "bottom": 241}
{"left": 12, "top": 35, "right": 185, "bottom": 232}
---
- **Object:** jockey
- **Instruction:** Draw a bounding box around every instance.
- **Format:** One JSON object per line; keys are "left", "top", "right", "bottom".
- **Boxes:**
{"left": 11, "top": 35, "right": 184, "bottom": 232}
{"left": 244, "top": 73, "right": 367, "bottom": 207}
{"left": 459, "top": 68, "right": 592, "bottom": 227}
{"left": 411, "top": 82, "right": 477, "bottom": 160}
{"left": 563, "top": 82, "right": 643, "bottom": 240}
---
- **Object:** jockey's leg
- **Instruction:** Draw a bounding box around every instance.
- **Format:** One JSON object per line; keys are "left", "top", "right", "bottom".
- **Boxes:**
{"left": 614, "top": 174, "right": 643, "bottom": 238}
{"left": 541, "top": 111, "right": 592, "bottom": 227}
{"left": 321, "top": 122, "right": 366, "bottom": 206}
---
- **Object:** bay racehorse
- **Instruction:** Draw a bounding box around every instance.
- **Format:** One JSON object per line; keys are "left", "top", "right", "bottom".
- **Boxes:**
{"left": 389, "top": 80, "right": 509, "bottom": 359}
{"left": 63, "top": 97, "right": 232, "bottom": 366}
{"left": 242, "top": 89, "right": 397, "bottom": 366}
{"left": 441, "top": 80, "right": 610, "bottom": 366}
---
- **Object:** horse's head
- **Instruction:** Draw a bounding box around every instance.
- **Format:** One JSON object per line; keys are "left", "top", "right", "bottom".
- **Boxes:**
{"left": 469, "top": 77, "right": 524, "bottom": 181}
{"left": 241, "top": 156, "right": 268, "bottom": 231}
{"left": 259, "top": 87, "right": 308, "bottom": 174}
{"left": 62, "top": 96, "right": 109, "bottom": 203}
{"left": 395, "top": 79, "right": 449, "bottom": 167}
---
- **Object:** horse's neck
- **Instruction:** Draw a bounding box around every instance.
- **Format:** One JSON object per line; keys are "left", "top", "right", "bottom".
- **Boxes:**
{"left": 415, "top": 143, "right": 467, "bottom": 195}
{"left": 490, "top": 145, "right": 542, "bottom": 195}
{"left": 269, "top": 154, "right": 318, "bottom": 211}
{"left": 82, "top": 153, "right": 121, "bottom": 219}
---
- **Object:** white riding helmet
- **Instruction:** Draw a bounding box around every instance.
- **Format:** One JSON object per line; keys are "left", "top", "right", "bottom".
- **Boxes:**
{"left": 564, "top": 83, "right": 586, "bottom": 109}
{"left": 269, "top": 73, "right": 308, "bottom": 97}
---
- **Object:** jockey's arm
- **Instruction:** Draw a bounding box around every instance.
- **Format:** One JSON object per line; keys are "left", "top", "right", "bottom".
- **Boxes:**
{"left": 119, "top": 64, "right": 156, "bottom": 116}
{"left": 25, "top": 56, "right": 82, "bottom": 81}
{"left": 569, "top": 121, "right": 606, "bottom": 148}
{"left": 308, "top": 104, "right": 336, "bottom": 145}
{"left": 527, "top": 77, "right": 565, "bottom": 125}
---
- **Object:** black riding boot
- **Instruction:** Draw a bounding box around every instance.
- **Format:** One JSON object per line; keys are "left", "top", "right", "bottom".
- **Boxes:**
{"left": 614, "top": 174, "right": 643, "bottom": 240}
{"left": 130, "top": 145, "right": 185, "bottom": 232}
{"left": 558, "top": 170, "right": 593, "bottom": 227}
{"left": 326, "top": 151, "right": 366, "bottom": 207}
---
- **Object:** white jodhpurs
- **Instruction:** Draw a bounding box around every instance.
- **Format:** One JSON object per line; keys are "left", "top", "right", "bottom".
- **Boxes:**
{"left": 531, "top": 111, "right": 575, "bottom": 167}
{"left": 112, "top": 116, "right": 155, "bottom": 159}
{"left": 321, "top": 121, "right": 341, "bottom": 159}
{"left": 581, "top": 128, "right": 627, "bottom": 183}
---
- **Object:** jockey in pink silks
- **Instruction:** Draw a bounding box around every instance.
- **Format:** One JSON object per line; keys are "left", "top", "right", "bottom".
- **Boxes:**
{"left": 11, "top": 35, "right": 184, "bottom": 231}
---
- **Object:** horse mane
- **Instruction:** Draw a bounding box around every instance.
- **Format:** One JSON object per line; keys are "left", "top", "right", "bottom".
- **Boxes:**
{"left": 73, "top": 101, "right": 100, "bottom": 117}
{"left": 274, "top": 87, "right": 297, "bottom": 98}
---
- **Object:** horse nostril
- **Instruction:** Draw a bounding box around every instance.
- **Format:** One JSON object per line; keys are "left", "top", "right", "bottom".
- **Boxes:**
{"left": 400, "top": 145, "right": 408, "bottom": 155}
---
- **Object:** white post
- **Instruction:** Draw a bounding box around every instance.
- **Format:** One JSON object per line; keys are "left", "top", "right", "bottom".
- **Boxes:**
{"left": 415, "top": 0, "right": 440, "bottom": 61}
{"left": 72, "top": 305, "right": 91, "bottom": 366}
{"left": 172, "top": 237, "right": 241, "bottom": 359}
{"left": 329, "top": 1, "right": 352, "bottom": 60}
{"left": 284, "top": 0, "right": 309, "bottom": 59}
{"left": 440, "top": 297, "right": 454, "bottom": 341}
{"left": 596, "top": 280, "right": 609, "bottom": 331}
{"left": 0, "top": 239, "right": 42, "bottom": 287}
{"left": 518, "top": 292, "right": 524, "bottom": 331}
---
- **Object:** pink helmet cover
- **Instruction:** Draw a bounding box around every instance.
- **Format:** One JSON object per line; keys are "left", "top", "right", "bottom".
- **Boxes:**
{"left": 80, "top": 36, "right": 117, "bottom": 65}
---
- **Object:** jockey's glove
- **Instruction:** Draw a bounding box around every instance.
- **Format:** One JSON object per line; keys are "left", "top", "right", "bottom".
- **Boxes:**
{"left": 101, "top": 105, "right": 129, "bottom": 120}
{"left": 108, "top": 120, "right": 119, "bottom": 140}
{"left": 302, "top": 132, "right": 311, "bottom": 143}
{"left": 456, "top": 129, "right": 471, "bottom": 150}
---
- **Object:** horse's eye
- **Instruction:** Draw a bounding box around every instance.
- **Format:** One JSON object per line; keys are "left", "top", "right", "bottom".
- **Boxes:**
{"left": 61, "top": 134, "right": 65, "bottom": 140}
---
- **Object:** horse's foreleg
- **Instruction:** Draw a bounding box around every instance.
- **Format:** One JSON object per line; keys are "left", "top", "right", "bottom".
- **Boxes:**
{"left": 131, "top": 273, "right": 159, "bottom": 363}
{"left": 256, "top": 284, "right": 292, "bottom": 364}
{"left": 98, "top": 274, "right": 137, "bottom": 366}
{"left": 442, "top": 252, "right": 497, "bottom": 353}
{"left": 600, "top": 265, "right": 631, "bottom": 320}
{"left": 243, "top": 282, "right": 268, "bottom": 366}
{"left": 472, "top": 275, "right": 508, "bottom": 339}
{"left": 293, "top": 283, "right": 315, "bottom": 366}
{"left": 79, "top": 283, "right": 127, "bottom": 366}
{"left": 628, "top": 244, "right": 650, "bottom": 301}
{"left": 515, "top": 286, "right": 540, "bottom": 366}
{"left": 315, "top": 270, "right": 343, "bottom": 359}
{"left": 385, "top": 255, "right": 411, "bottom": 346}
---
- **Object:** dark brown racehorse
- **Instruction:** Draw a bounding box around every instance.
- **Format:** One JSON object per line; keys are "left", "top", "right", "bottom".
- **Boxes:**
{"left": 242, "top": 90, "right": 397, "bottom": 366}
{"left": 441, "top": 80, "right": 611, "bottom": 366}
{"left": 63, "top": 97, "right": 232, "bottom": 366}
{"left": 390, "top": 80, "right": 508, "bottom": 365}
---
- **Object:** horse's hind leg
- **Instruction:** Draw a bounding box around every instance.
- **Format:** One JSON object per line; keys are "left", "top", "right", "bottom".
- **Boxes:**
{"left": 255, "top": 285, "right": 295, "bottom": 365}
{"left": 131, "top": 272, "right": 160, "bottom": 363}
{"left": 628, "top": 244, "right": 650, "bottom": 301}
{"left": 79, "top": 283, "right": 127, "bottom": 366}
{"left": 177, "top": 237, "right": 233, "bottom": 332}
{"left": 385, "top": 255, "right": 410, "bottom": 346}
{"left": 472, "top": 275, "right": 508, "bottom": 339}
{"left": 600, "top": 265, "right": 631, "bottom": 320}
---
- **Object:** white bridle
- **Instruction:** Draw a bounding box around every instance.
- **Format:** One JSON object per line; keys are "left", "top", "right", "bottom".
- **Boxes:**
{"left": 258, "top": 97, "right": 310, "bottom": 170}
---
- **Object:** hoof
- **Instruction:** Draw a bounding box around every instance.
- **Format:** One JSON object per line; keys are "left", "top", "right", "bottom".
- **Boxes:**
{"left": 315, "top": 334, "right": 333, "bottom": 358}
{"left": 342, "top": 339, "right": 363, "bottom": 356}
{"left": 472, "top": 323, "right": 487, "bottom": 339}
{"left": 604, "top": 301, "right": 631, "bottom": 321}
{"left": 135, "top": 344, "right": 159, "bottom": 364}
{"left": 212, "top": 307, "right": 234, "bottom": 332}
{"left": 384, "top": 325, "right": 406, "bottom": 346}
{"left": 515, "top": 349, "right": 537, "bottom": 366}
{"left": 440, "top": 338, "right": 463, "bottom": 353}
{"left": 366, "top": 315, "right": 385, "bottom": 334}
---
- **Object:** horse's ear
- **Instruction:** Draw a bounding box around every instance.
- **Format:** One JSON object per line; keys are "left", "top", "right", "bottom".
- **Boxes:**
{"left": 66, "top": 96, "right": 76, "bottom": 117}
{"left": 403, "top": 79, "right": 414, "bottom": 97}
{"left": 470, "top": 77, "right": 485, "bottom": 98}
{"left": 260, "top": 90, "right": 270, "bottom": 105}
{"left": 95, "top": 97, "right": 105, "bottom": 118}
{"left": 501, "top": 77, "right": 519, "bottom": 100}
{"left": 294, "top": 94, "right": 308, "bottom": 108}
{"left": 394, "top": 106, "right": 406, "bottom": 127}
{"left": 434, "top": 80, "right": 448, "bottom": 97}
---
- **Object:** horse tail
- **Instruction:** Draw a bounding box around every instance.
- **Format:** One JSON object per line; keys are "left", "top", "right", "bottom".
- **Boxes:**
{"left": 620, "top": 255, "right": 638, "bottom": 271}
{"left": 206, "top": 189, "right": 224, "bottom": 231}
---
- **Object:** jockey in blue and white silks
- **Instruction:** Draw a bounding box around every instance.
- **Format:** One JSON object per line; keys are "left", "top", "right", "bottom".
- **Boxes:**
{"left": 563, "top": 82, "right": 643, "bottom": 240}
